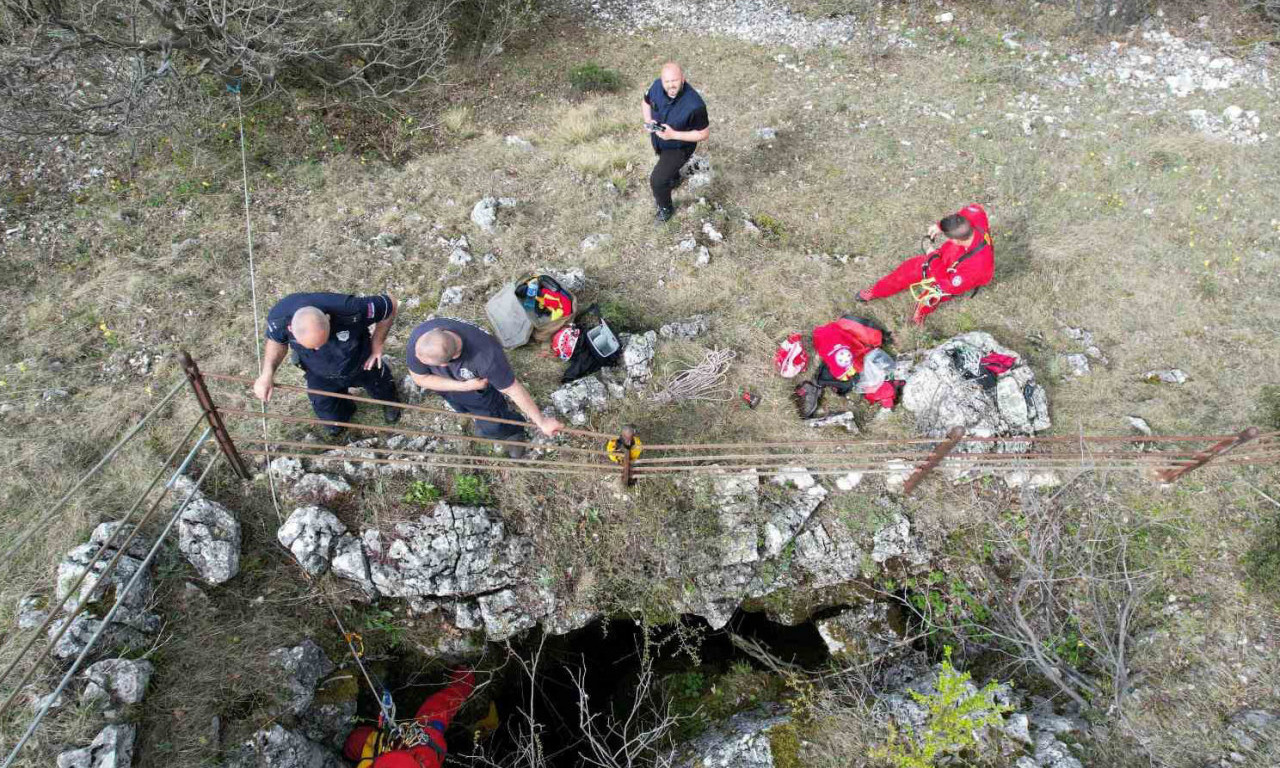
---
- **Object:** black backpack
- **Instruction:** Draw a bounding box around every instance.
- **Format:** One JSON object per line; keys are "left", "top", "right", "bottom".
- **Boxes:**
{"left": 561, "top": 304, "right": 623, "bottom": 383}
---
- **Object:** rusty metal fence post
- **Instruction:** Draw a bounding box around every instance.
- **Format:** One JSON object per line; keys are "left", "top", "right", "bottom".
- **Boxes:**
{"left": 180, "top": 351, "right": 252, "bottom": 479}
{"left": 1158, "top": 426, "right": 1260, "bottom": 483}
{"left": 619, "top": 425, "right": 636, "bottom": 489}
{"left": 903, "top": 426, "right": 965, "bottom": 495}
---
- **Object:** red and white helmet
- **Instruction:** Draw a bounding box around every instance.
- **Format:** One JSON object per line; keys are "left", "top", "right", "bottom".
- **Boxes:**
{"left": 551, "top": 326, "right": 581, "bottom": 360}
{"left": 774, "top": 333, "right": 809, "bottom": 378}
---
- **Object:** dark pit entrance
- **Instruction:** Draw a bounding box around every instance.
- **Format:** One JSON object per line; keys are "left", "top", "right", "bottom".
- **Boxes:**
{"left": 355, "top": 610, "right": 834, "bottom": 767}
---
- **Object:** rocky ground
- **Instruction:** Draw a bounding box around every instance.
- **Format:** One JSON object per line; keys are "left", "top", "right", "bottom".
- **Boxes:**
{"left": 3, "top": 0, "right": 1280, "bottom": 766}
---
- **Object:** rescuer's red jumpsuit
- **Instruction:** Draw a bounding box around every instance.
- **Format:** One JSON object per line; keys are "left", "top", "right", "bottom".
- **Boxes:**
{"left": 866, "top": 203, "right": 994, "bottom": 322}
{"left": 343, "top": 669, "right": 476, "bottom": 768}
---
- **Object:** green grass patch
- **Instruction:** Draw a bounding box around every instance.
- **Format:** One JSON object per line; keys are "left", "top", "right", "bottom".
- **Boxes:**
{"left": 569, "top": 62, "right": 624, "bottom": 93}
{"left": 451, "top": 473, "right": 493, "bottom": 505}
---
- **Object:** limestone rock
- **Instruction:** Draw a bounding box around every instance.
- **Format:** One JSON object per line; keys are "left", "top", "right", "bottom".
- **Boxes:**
{"left": 291, "top": 473, "right": 352, "bottom": 505}
{"left": 1144, "top": 368, "right": 1188, "bottom": 385}
{"left": 659, "top": 315, "right": 710, "bottom": 340}
{"left": 470, "top": 196, "right": 516, "bottom": 234}
{"left": 1061, "top": 353, "right": 1090, "bottom": 377}
{"left": 51, "top": 522, "right": 159, "bottom": 659}
{"left": 902, "top": 332, "right": 1050, "bottom": 447}
{"left": 268, "top": 639, "right": 335, "bottom": 716}
{"left": 82, "top": 658, "right": 153, "bottom": 717}
{"left": 269, "top": 457, "right": 305, "bottom": 483}
{"left": 816, "top": 601, "right": 903, "bottom": 663}
{"left": 679, "top": 154, "right": 713, "bottom": 190}
{"left": 330, "top": 535, "right": 376, "bottom": 599}
{"left": 871, "top": 514, "right": 929, "bottom": 572}
{"left": 807, "top": 411, "right": 858, "bottom": 432}
{"left": 543, "top": 267, "right": 586, "bottom": 292}
{"left": 178, "top": 496, "right": 241, "bottom": 585}
{"left": 277, "top": 507, "right": 346, "bottom": 576}
{"left": 755, "top": 127, "right": 777, "bottom": 140}
{"left": 223, "top": 725, "right": 343, "bottom": 768}
{"left": 549, "top": 376, "right": 608, "bottom": 426}
{"left": 478, "top": 589, "right": 539, "bottom": 641}
{"left": 623, "top": 331, "right": 657, "bottom": 386}
{"left": 673, "top": 707, "right": 790, "bottom": 768}
{"left": 56, "top": 724, "right": 136, "bottom": 768}
{"left": 439, "top": 286, "right": 464, "bottom": 306}
{"left": 16, "top": 595, "right": 48, "bottom": 630}
{"left": 360, "top": 502, "right": 529, "bottom": 600}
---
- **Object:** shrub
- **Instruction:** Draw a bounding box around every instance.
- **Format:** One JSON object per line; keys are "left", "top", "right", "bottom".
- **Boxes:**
{"left": 569, "top": 63, "right": 624, "bottom": 93}
{"left": 871, "top": 647, "right": 1011, "bottom": 768}
{"left": 403, "top": 480, "right": 442, "bottom": 505}
{"left": 451, "top": 474, "right": 492, "bottom": 505}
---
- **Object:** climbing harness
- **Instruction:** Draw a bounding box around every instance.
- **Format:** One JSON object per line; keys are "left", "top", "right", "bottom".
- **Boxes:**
{"left": 908, "top": 228, "right": 993, "bottom": 309}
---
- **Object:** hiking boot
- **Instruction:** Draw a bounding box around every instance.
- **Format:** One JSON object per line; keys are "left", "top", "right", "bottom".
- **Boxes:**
{"left": 793, "top": 381, "right": 823, "bottom": 419}
{"left": 656, "top": 206, "right": 674, "bottom": 223}
{"left": 383, "top": 404, "right": 403, "bottom": 424}
{"left": 323, "top": 424, "right": 347, "bottom": 439}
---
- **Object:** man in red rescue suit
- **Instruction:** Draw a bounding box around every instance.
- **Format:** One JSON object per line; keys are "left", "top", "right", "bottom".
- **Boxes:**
{"left": 857, "top": 203, "right": 994, "bottom": 324}
{"left": 343, "top": 668, "right": 475, "bottom": 768}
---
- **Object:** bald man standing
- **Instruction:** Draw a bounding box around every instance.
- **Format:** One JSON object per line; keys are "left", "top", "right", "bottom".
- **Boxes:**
{"left": 642, "top": 61, "right": 710, "bottom": 223}
{"left": 406, "top": 317, "right": 561, "bottom": 459}
{"left": 254, "top": 292, "right": 401, "bottom": 437}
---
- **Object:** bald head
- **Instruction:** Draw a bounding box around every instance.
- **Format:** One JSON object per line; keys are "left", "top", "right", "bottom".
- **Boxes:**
{"left": 290, "top": 306, "right": 330, "bottom": 350}
{"left": 414, "top": 329, "right": 462, "bottom": 366}
{"left": 660, "top": 61, "right": 685, "bottom": 99}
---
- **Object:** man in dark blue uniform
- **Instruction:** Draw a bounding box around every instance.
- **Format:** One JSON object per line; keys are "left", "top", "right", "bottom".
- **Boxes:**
{"left": 642, "top": 61, "right": 710, "bottom": 222}
{"left": 406, "top": 318, "right": 562, "bottom": 459}
{"left": 255, "top": 292, "right": 401, "bottom": 437}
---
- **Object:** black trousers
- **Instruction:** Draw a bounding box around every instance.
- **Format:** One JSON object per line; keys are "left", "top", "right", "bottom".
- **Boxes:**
{"left": 441, "top": 386, "right": 528, "bottom": 441}
{"left": 304, "top": 364, "right": 398, "bottom": 423}
{"left": 650, "top": 147, "right": 693, "bottom": 210}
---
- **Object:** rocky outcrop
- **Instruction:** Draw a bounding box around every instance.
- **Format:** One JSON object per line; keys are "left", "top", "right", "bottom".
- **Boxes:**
{"left": 50, "top": 522, "right": 159, "bottom": 660}
{"left": 673, "top": 707, "right": 791, "bottom": 768}
{"left": 470, "top": 196, "right": 517, "bottom": 233}
{"left": 223, "top": 725, "right": 343, "bottom": 768}
{"left": 291, "top": 473, "right": 352, "bottom": 505}
{"left": 81, "top": 658, "right": 153, "bottom": 720}
{"left": 178, "top": 496, "right": 240, "bottom": 586}
{"left": 816, "top": 601, "right": 904, "bottom": 664}
{"left": 56, "top": 724, "right": 136, "bottom": 768}
{"left": 362, "top": 502, "right": 530, "bottom": 598}
{"left": 878, "top": 654, "right": 1086, "bottom": 768}
{"left": 269, "top": 639, "right": 335, "bottom": 717}
{"left": 549, "top": 377, "right": 609, "bottom": 425}
{"left": 277, "top": 506, "right": 347, "bottom": 577}
{"left": 902, "top": 332, "right": 1050, "bottom": 449}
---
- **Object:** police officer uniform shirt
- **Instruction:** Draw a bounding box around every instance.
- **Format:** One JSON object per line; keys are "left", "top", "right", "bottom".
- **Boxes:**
{"left": 266, "top": 293, "right": 394, "bottom": 380}
{"left": 405, "top": 318, "right": 516, "bottom": 391}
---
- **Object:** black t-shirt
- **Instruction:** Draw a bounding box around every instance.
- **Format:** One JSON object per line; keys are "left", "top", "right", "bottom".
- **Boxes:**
{"left": 644, "top": 80, "right": 709, "bottom": 152}
{"left": 405, "top": 318, "right": 516, "bottom": 391}
{"left": 265, "top": 292, "right": 393, "bottom": 380}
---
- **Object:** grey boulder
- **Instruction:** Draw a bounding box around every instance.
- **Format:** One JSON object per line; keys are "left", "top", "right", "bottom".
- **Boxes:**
{"left": 178, "top": 496, "right": 241, "bottom": 585}
{"left": 223, "top": 725, "right": 343, "bottom": 768}
{"left": 277, "top": 506, "right": 347, "bottom": 576}
{"left": 56, "top": 724, "right": 136, "bottom": 768}
{"left": 268, "top": 639, "right": 335, "bottom": 716}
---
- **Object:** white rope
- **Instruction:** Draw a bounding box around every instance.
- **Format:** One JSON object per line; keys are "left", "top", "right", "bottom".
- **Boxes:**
{"left": 233, "top": 92, "right": 283, "bottom": 525}
{"left": 232, "top": 92, "right": 395, "bottom": 731}
{"left": 651, "top": 348, "right": 736, "bottom": 404}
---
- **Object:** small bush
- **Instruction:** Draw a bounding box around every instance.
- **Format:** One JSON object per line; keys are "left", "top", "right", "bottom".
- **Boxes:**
{"left": 452, "top": 474, "right": 492, "bottom": 505}
{"left": 871, "top": 647, "right": 1011, "bottom": 768}
{"left": 403, "top": 480, "right": 442, "bottom": 506}
{"left": 753, "top": 213, "right": 786, "bottom": 240}
{"left": 569, "top": 63, "right": 624, "bottom": 93}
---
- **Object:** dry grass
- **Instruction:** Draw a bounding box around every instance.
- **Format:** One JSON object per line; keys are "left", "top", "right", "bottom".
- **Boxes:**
{"left": 1, "top": 6, "right": 1279, "bottom": 767}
